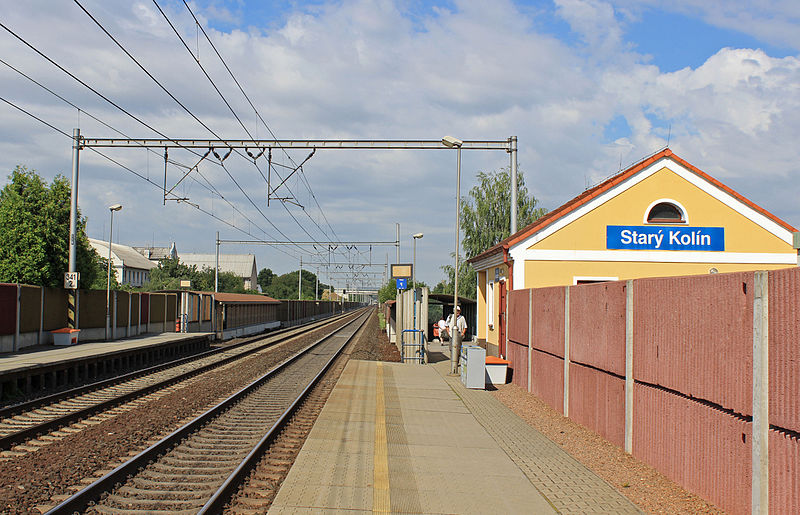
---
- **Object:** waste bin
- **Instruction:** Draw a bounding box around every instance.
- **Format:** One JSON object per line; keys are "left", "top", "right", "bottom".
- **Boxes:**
{"left": 52, "top": 328, "right": 80, "bottom": 346}
{"left": 485, "top": 356, "right": 510, "bottom": 385}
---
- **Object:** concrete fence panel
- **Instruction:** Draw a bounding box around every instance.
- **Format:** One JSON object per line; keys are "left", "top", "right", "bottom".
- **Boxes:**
{"left": 508, "top": 288, "right": 530, "bottom": 346}
{"left": 0, "top": 284, "right": 17, "bottom": 336}
{"left": 532, "top": 286, "right": 565, "bottom": 357}
{"left": 149, "top": 294, "right": 166, "bottom": 323}
{"left": 141, "top": 293, "right": 150, "bottom": 324}
{"left": 769, "top": 429, "right": 800, "bottom": 514}
{"left": 78, "top": 289, "right": 107, "bottom": 328}
{"left": 633, "top": 383, "right": 751, "bottom": 515}
{"left": 116, "top": 292, "right": 129, "bottom": 327}
{"left": 767, "top": 267, "right": 800, "bottom": 432}
{"left": 507, "top": 340, "right": 528, "bottom": 390}
{"left": 19, "top": 285, "right": 41, "bottom": 333}
{"left": 129, "top": 293, "right": 140, "bottom": 327}
{"left": 569, "top": 362, "right": 625, "bottom": 447}
{"left": 530, "top": 347, "right": 564, "bottom": 414}
{"left": 42, "top": 287, "right": 67, "bottom": 331}
{"left": 166, "top": 294, "right": 177, "bottom": 328}
{"left": 633, "top": 272, "right": 754, "bottom": 415}
{"left": 569, "top": 281, "right": 626, "bottom": 375}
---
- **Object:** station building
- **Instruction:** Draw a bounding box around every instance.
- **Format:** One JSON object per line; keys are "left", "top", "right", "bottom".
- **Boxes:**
{"left": 469, "top": 148, "right": 798, "bottom": 355}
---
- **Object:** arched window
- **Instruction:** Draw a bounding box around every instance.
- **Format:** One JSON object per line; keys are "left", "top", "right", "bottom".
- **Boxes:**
{"left": 646, "top": 202, "right": 685, "bottom": 223}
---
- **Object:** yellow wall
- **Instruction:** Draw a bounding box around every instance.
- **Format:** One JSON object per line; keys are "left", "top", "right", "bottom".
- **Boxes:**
{"left": 473, "top": 160, "right": 797, "bottom": 338}
{"left": 476, "top": 263, "right": 508, "bottom": 346}
{"left": 533, "top": 167, "right": 790, "bottom": 253}
{"left": 476, "top": 270, "right": 486, "bottom": 339}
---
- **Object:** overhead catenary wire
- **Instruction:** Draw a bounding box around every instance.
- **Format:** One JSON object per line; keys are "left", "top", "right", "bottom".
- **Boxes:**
{"left": 0, "top": 94, "right": 300, "bottom": 256}
{"left": 74, "top": 0, "right": 336, "bottom": 259}
{"left": 180, "top": 0, "right": 344, "bottom": 247}
{"left": 0, "top": 53, "right": 298, "bottom": 257}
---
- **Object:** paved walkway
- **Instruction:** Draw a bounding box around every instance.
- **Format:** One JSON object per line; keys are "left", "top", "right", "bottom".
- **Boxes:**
{"left": 270, "top": 341, "right": 641, "bottom": 514}
{"left": 0, "top": 332, "right": 212, "bottom": 375}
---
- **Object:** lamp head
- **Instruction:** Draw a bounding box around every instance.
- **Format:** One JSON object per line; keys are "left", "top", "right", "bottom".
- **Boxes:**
{"left": 413, "top": 233, "right": 424, "bottom": 239}
{"left": 109, "top": 204, "right": 123, "bottom": 212}
{"left": 441, "top": 136, "right": 463, "bottom": 148}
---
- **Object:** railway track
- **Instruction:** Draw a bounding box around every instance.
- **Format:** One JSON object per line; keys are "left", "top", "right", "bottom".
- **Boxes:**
{"left": 47, "top": 308, "right": 372, "bottom": 514}
{"left": 0, "top": 312, "right": 355, "bottom": 457}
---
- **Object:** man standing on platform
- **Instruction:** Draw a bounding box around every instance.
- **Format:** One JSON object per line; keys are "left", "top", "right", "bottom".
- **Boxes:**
{"left": 449, "top": 306, "right": 467, "bottom": 365}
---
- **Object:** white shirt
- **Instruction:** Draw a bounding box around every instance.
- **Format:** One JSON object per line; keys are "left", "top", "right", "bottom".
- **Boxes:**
{"left": 450, "top": 313, "right": 466, "bottom": 335}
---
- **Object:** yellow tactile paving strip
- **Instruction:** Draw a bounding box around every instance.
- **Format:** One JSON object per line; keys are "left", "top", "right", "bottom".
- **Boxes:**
{"left": 269, "top": 360, "right": 556, "bottom": 514}
{"left": 373, "top": 362, "right": 391, "bottom": 513}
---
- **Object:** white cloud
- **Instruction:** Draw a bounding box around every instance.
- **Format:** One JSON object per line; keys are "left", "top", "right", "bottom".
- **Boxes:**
{"left": 1, "top": 0, "right": 799, "bottom": 288}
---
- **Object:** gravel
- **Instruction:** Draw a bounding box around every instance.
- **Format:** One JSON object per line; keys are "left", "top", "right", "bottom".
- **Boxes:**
{"left": 0, "top": 317, "right": 353, "bottom": 514}
{"left": 491, "top": 382, "right": 726, "bottom": 515}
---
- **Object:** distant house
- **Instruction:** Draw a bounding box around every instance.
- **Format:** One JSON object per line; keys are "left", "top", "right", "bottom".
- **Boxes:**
{"left": 134, "top": 242, "right": 178, "bottom": 265}
{"left": 89, "top": 238, "right": 158, "bottom": 287}
{"left": 179, "top": 253, "right": 258, "bottom": 290}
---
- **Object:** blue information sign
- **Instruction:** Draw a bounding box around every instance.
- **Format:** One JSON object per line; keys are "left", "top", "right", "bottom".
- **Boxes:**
{"left": 606, "top": 225, "right": 724, "bottom": 251}
{"left": 396, "top": 278, "right": 407, "bottom": 289}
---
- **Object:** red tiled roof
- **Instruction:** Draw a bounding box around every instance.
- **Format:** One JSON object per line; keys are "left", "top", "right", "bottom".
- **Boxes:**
{"left": 469, "top": 149, "right": 796, "bottom": 263}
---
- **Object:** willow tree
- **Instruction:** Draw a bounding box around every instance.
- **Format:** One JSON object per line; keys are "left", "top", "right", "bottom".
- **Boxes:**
{"left": 441, "top": 167, "right": 547, "bottom": 299}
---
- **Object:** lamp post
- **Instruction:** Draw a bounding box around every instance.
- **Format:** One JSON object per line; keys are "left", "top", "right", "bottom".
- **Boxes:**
{"left": 442, "top": 135, "right": 462, "bottom": 373}
{"left": 106, "top": 204, "right": 122, "bottom": 341}
{"left": 412, "top": 232, "right": 423, "bottom": 341}
{"left": 412, "top": 233, "right": 423, "bottom": 291}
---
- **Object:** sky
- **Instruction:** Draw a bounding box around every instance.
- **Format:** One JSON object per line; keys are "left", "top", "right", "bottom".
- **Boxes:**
{"left": 1, "top": 0, "right": 799, "bottom": 291}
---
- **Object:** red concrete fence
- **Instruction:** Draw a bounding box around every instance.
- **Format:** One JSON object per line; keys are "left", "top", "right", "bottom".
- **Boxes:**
{"left": 506, "top": 267, "right": 800, "bottom": 515}
{"left": 0, "top": 283, "right": 179, "bottom": 353}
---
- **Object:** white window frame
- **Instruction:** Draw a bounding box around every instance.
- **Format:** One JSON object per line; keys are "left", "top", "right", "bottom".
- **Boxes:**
{"left": 643, "top": 198, "right": 689, "bottom": 224}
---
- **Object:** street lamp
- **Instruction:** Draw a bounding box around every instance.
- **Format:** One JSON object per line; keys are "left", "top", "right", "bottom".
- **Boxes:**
{"left": 442, "top": 135, "right": 463, "bottom": 373}
{"left": 412, "top": 233, "right": 423, "bottom": 291}
{"left": 106, "top": 204, "right": 122, "bottom": 341}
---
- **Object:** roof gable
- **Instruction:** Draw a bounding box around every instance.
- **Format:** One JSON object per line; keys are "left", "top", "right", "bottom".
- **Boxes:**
{"left": 470, "top": 149, "right": 796, "bottom": 265}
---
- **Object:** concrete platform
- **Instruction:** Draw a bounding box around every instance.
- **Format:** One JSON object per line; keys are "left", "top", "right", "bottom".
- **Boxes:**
{"left": 270, "top": 347, "right": 643, "bottom": 514}
{"left": 0, "top": 332, "right": 211, "bottom": 399}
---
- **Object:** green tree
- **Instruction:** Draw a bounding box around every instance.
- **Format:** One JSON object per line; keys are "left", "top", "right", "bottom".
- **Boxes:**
{"left": 0, "top": 166, "right": 106, "bottom": 288}
{"left": 264, "top": 269, "right": 328, "bottom": 300}
{"left": 461, "top": 167, "right": 547, "bottom": 259}
{"left": 438, "top": 167, "right": 547, "bottom": 299}
{"left": 257, "top": 268, "right": 276, "bottom": 291}
{"left": 144, "top": 257, "right": 254, "bottom": 294}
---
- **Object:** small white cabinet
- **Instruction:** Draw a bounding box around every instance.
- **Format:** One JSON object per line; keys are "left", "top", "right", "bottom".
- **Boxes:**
{"left": 460, "top": 345, "right": 486, "bottom": 389}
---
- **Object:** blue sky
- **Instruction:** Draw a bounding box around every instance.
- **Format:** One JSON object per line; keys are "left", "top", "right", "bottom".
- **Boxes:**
{"left": 1, "top": 0, "right": 799, "bottom": 288}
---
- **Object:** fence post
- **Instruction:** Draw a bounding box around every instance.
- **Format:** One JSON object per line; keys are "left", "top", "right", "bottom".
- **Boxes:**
{"left": 112, "top": 290, "right": 118, "bottom": 341}
{"left": 752, "top": 270, "right": 769, "bottom": 514}
{"left": 563, "top": 285, "right": 570, "bottom": 416}
{"left": 528, "top": 288, "right": 533, "bottom": 393}
{"left": 625, "top": 279, "right": 634, "bottom": 454}
{"left": 38, "top": 287, "right": 44, "bottom": 346}
{"left": 14, "top": 284, "right": 20, "bottom": 352}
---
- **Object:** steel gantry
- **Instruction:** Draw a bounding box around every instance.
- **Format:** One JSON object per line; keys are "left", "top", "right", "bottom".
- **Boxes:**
{"left": 66, "top": 134, "right": 518, "bottom": 325}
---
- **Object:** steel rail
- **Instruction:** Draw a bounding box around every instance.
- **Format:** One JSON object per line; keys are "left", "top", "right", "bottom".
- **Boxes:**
{"left": 199, "top": 308, "right": 371, "bottom": 513}
{"left": 0, "top": 311, "right": 352, "bottom": 451}
{"left": 47, "top": 307, "right": 371, "bottom": 514}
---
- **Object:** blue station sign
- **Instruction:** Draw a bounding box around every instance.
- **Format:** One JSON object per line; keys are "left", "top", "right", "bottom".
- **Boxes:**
{"left": 606, "top": 225, "right": 725, "bottom": 251}
{"left": 396, "top": 278, "right": 407, "bottom": 289}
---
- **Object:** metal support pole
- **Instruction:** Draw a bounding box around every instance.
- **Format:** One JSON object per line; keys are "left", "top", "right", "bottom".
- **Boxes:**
{"left": 215, "top": 231, "right": 219, "bottom": 293}
{"left": 68, "top": 129, "right": 80, "bottom": 275}
{"left": 315, "top": 269, "right": 319, "bottom": 301}
{"left": 510, "top": 135, "right": 518, "bottom": 234}
{"left": 452, "top": 145, "right": 462, "bottom": 374}
{"left": 396, "top": 223, "right": 400, "bottom": 264}
{"left": 298, "top": 256, "right": 303, "bottom": 300}
{"left": 105, "top": 209, "right": 115, "bottom": 341}
{"left": 68, "top": 129, "right": 81, "bottom": 329}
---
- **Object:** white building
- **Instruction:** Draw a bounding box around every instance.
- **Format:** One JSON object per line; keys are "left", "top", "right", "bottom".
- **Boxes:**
{"left": 179, "top": 253, "right": 258, "bottom": 290}
{"left": 89, "top": 238, "right": 158, "bottom": 287}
